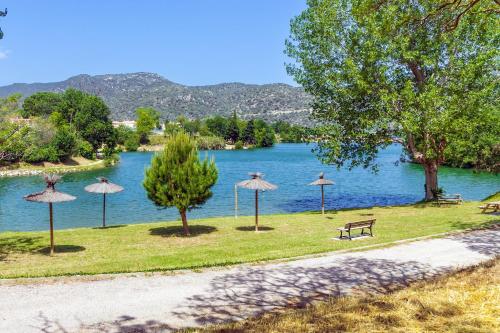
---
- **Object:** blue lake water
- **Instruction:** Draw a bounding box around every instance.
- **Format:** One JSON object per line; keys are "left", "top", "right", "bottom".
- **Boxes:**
{"left": 0, "top": 143, "right": 498, "bottom": 232}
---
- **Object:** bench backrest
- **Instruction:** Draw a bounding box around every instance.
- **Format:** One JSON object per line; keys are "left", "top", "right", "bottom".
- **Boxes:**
{"left": 344, "top": 219, "right": 376, "bottom": 229}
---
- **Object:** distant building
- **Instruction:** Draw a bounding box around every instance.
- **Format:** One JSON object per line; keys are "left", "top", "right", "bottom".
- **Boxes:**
{"left": 112, "top": 120, "right": 136, "bottom": 129}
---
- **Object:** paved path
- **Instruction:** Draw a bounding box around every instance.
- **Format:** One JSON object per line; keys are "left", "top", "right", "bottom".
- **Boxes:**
{"left": 1, "top": 229, "right": 498, "bottom": 333}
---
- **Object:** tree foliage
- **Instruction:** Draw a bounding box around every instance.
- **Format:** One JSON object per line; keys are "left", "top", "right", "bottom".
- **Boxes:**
{"left": 136, "top": 107, "right": 160, "bottom": 143}
{"left": 1, "top": 89, "right": 116, "bottom": 165}
{"left": 143, "top": 131, "right": 218, "bottom": 235}
{"left": 0, "top": 7, "right": 7, "bottom": 40}
{"left": 286, "top": 0, "right": 499, "bottom": 200}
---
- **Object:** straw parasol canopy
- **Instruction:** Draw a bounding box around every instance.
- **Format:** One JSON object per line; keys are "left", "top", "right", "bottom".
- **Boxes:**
{"left": 309, "top": 172, "right": 334, "bottom": 214}
{"left": 24, "top": 174, "right": 76, "bottom": 255}
{"left": 84, "top": 177, "right": 123, "bottom": 228}
{"left": 236, "top": 172, "right": 277, "bottom": 231}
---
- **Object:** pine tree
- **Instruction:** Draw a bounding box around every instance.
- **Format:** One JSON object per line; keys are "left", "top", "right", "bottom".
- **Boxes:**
{"left": 143, "top": 131, "right": 218, "bottom": 235}
{"left": 225, "top": 111, "right": 240, "bottom": 143}
{"left": 242, "top": 119, "right": 256, "bottom": 145}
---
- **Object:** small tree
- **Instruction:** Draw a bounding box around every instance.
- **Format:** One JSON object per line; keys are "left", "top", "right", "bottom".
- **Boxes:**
{"left": 136, "top": 107, "right": 160, "bottom": 143}
{"left": 143, "top": 131, "right": 218, "bottom": 235}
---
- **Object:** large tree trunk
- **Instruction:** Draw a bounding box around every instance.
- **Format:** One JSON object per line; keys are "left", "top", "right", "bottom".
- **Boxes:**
{"left": 180, "top": 209, "right": 190, "bottom": 236}
{"left": 423, "top": 161, "right": 438, "bottom": 201}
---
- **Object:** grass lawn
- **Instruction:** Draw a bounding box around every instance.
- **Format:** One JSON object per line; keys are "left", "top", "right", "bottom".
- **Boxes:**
{"left": 196, "top": 258, "right": 500, "bottom": 333}
{"left": 0, "top": 199, "right": 498, "bottom": 279}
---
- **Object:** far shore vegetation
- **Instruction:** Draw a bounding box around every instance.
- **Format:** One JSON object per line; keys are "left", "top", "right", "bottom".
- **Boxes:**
{"left": 0, "top": 196, "right": 497, "bottom": 279}
{"left": 116, "top": 109, "right": 314, "bottom": 153}
{"left": 0, "top": 91, "right": 118, "bottom": 170}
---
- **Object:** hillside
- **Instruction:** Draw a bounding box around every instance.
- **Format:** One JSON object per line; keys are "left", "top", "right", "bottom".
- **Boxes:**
{"left": 0, "top": 73, "right": 312, "bottom": 124}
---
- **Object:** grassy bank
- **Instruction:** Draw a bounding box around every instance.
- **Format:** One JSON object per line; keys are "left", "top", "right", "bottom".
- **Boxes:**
{"left": 0, "top": 200, "right": 497, "bottom": 279}
{"left": 0, "top": 157, "right": 106, "bottom": 177}
{"left": 196, "top": 258, "right": 500, "bottom": 333}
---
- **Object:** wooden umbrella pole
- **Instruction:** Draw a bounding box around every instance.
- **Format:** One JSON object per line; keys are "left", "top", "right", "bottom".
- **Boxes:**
{"left": 234, "top": 185, "right": 238, "bottom": 219}
{"left": 255, "top": 190, "right": 259, "bottom": 232}
{"left": 49, "top": 202, "right": 54, "bottom": 255}
{"left": 321, "top": 185, "right": 325, "bottom": 215}
{"left": 103, "top": 193, "right": 106, "bottom": 228}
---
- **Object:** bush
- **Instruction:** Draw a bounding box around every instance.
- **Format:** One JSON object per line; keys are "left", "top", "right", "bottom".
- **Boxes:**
{"left": 115, "top": 125, "right": 135, "bottom": 145}
{"left": 196, "top": 136, "right": 225, "bottom": 150}
{"left": 148, "top": 134, "right": 168, "bottom": 146}
{"left": 23, "top": 146, "right": 59, "bottom": 163}
{"left": 124, "top": 133, "right": 140, "bottom": 152}
{"left": 51, "top": 127, "right": 78, "bottom": 160}
{"left": 104, "top": 153, "right": 120, "bottom": 167}
{"left": 78, "top": 140, "right": 95, "bottom": 160}
{"left": 235, "top": 140, "right": 244, "bottom": 150}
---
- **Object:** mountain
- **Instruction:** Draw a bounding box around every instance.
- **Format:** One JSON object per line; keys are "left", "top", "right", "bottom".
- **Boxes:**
{"left": 0, "top": 73, "right": 313, "bottom": 124}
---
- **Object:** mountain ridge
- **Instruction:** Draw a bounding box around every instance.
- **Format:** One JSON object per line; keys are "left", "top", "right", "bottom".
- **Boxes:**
{"left": 0, "top": 72, "right": 312, "bottom": 124}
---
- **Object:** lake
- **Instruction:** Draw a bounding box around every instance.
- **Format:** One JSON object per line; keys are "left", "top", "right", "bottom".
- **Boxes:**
{"left": 0, "top": 144, "right": 498, "bottom": 232}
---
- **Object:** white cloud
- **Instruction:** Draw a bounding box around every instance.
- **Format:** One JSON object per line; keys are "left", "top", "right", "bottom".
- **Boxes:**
{"left": 0, "top": 50, "right": 11, "bottom": 60}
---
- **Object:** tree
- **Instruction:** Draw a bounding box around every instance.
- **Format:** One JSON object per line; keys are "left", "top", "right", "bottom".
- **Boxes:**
{"left": 225, "top": 111, "right": 240, "bottom": 143}
{"left": 143, "top": 131, "right": 218, "bottom": 235}
{"left": 0, "top": 7, "right": 7, "bottom": 40}
{"left": 72, "top": 93, "right": 115, "bottom": 150}
{"left": 286, "top": 0, "right": 499, "bottom": 200}
{"left": 419, "top": 0, "right": 500, "bottom": 31}
{"left": 242, "top": 119, "right": 256, "bottom": 144}
{"left": 136, "top": 107, "right": 160, "bottom": 143}
{"left": 21, "top": 92, "right": 64, "bottom": 118}
{"left": 205, "top": 116, "right": 228, "bottom": 137}
{"left": 51, "top": 126, "right": 78, "bottom": 160}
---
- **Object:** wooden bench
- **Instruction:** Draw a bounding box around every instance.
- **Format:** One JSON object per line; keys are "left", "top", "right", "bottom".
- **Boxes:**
{"left": 436, "top": 194, "right": 463, "bottom": 206}
{"left": 479, "top": 202, "right": 500, "bottom": 213}
{"left": 337, "top": 219, "right": 375, "bottom": 240}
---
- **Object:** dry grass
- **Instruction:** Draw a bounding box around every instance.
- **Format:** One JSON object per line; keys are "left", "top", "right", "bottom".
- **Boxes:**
{"left": 194, "top": 258, "right": 500, "bottom": 333}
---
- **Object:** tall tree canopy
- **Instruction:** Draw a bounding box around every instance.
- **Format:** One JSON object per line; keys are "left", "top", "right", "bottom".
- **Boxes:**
{"left": 286, "top": 0, "right": 499, "bottom": 200}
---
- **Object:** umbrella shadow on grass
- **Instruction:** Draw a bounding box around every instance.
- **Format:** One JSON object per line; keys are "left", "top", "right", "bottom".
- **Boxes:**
{"left": 236, "top": 226, "right": 275, "bottom": 232}
{"left": 149, "top": 225, "right": 217, "bottom": 237}
{"left": 37, "top": 245, "right": 86, "bottom": 255}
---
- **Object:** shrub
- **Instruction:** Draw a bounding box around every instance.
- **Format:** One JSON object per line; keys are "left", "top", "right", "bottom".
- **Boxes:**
{"left": 235, "top": 140, "right": 244, "bottom": 150}
{"left": 124, "top": 133, "right": 140, "bottom": 152}
{"left": 78, "top": 140, "right": 95, "bottom": 160}
{"left": 23, "top": 146, "right": 59, "bottom": 163}
{"left": 51, "top": 127, "right": 78, "bottom": 160}
{"left": 196, "top": 136, "right": 225, "bottom": 150}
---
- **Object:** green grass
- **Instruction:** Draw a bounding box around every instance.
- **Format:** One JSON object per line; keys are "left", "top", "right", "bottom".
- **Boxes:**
{"left": 0, "top": 201, "right": 498, "bottom": 279}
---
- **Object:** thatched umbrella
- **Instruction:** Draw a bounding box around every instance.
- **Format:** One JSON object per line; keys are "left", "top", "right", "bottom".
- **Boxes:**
{"left": 236, "top": 172, "right": 277, "bottom": 231}
{"left": 24, "top": 174, "right": 76, "bottom": 255}
{"left": 84, "top": 177, "right": 123, "bottom": 228}
{"left": 309, "top": 172, "right": 334, "bottom": 214}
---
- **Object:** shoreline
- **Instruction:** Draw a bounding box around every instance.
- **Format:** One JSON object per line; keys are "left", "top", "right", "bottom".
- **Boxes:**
{"left": 0, "top": 159, "right": 107, "bottom": 178}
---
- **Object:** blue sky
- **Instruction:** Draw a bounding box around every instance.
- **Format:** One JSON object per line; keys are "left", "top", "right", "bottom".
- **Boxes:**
{"left": 0, "top": 1, "right": 306, "bottom": 87}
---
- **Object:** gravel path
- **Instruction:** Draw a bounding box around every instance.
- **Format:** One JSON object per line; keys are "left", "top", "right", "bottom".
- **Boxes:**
{"left": 0, "top": 228, "right": 498, "bottom": 333}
